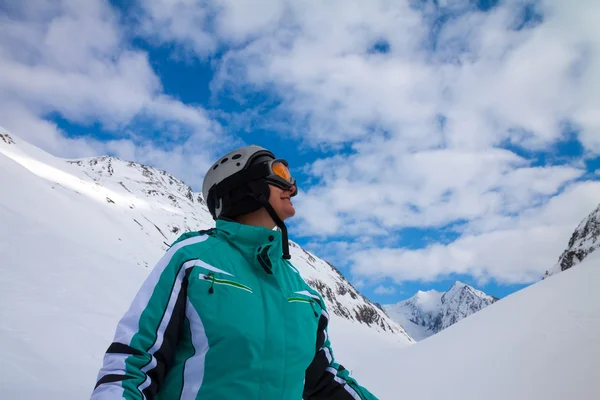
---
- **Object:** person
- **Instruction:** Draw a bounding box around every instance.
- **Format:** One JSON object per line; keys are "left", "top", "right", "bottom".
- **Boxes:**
{"left": 91, "top": 145, "right": 378, "bottom": 399}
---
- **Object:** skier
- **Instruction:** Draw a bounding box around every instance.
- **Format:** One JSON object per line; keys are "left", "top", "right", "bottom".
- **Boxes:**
{"left": 91, "top": 145, "right": 378, "bottom": 399}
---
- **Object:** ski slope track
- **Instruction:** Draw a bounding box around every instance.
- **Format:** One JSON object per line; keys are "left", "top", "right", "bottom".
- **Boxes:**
{"left": 1, "top": 127, "right": 599, "bottom": 399}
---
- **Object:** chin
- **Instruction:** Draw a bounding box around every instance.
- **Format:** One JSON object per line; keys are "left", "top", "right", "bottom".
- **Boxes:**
{"left": 280, "top": 207, "right": 296, "bottom": 221}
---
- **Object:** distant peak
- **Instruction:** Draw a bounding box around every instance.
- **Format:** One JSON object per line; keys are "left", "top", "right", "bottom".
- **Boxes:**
{"left": 450, "top": 280, "right": 468, "bottom": 289}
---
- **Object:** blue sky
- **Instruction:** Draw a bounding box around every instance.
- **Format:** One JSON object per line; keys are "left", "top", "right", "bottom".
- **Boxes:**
{"left": 1, "top": 0, "right": 599, "bottom": 304}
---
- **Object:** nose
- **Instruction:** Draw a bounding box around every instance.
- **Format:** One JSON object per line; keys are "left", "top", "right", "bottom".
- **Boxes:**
{"left": 288, "top": 184, "right": 297, "bottom": 196}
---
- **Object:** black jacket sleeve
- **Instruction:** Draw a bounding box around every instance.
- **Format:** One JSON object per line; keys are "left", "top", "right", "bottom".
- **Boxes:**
{"left": 303, "top": 296, "right": 379, "bottom": 400}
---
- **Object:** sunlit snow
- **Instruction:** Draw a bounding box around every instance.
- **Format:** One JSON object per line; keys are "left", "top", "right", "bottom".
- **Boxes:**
{"left": 1, "top": 129, "right": 599, "bottom": 399}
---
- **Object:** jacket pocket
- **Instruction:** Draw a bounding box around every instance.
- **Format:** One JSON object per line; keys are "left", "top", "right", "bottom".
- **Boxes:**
{"left": 287, "top": 296, "right": 321, "bottom": 318}
{"left": 284, "top": 290, "right": 322, "bottom": 370}
{"left": 200, "top": 272, "right": 254, "bottom": 294}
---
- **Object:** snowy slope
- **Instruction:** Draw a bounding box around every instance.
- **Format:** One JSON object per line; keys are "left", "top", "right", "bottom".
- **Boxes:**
{"left": 383, "top": 281, "right": 497, "bottom": 340}
{"left": 0, "top": 128, "right": 412, "bottom": 399}
{"left": 365, "top": 251, "right": 600, "bottom": 399}
{"left": 3, "top": 127, "right": 599, "bottom": 399}
{"left": 0, "top": 128, "right": 408, "bottom": 337}
{"left": 544, "top": 201, "right": 600, "bottom": 277}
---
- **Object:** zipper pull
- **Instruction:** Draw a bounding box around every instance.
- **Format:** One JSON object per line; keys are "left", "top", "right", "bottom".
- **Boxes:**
{"left": 310, "top": 300, "right": 319, "bottom": 318}
{"left": 207, "top": 273, "right": 215, "bottom": 294}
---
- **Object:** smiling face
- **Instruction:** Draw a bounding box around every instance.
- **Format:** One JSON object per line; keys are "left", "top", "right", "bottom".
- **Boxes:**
{"left": 268, "top": 183, "right": 296, "bottom": 221}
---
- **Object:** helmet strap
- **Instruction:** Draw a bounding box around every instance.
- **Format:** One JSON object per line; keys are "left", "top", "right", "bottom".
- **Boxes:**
{"left": 247, "top": 180, "right": 292, "bottom": 260}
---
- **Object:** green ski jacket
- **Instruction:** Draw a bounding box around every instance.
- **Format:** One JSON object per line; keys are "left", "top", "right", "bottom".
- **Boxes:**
{"left": 91, "top": 219, "right": 378, "bottom": 399}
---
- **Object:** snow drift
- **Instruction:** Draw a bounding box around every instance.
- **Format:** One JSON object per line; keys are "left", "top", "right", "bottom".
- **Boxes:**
{"left": 366, "top": 250, "right": 600, "bottom": 399}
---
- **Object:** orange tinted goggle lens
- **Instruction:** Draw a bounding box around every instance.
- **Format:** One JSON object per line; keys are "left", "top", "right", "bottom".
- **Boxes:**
{"left": 272, "top": 161, "right": 292, "bottom": 182}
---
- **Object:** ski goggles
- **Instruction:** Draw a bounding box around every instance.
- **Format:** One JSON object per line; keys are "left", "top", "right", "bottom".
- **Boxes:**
{"left": 265, "top": 159, "right": 297, "bottom": 196}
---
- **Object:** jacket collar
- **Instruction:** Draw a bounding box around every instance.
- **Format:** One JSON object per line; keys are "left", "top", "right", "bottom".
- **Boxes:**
{"left": 214, "top": 218, "right": 283, "bottom": 261}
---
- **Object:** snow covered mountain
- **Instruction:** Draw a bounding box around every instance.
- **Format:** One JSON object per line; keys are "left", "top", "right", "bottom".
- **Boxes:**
{"left": 2, "top": 126, "right": 600, "bottom": 399}
{"left": 383, "top": 281, "right": 498, "bottom": 340}
{"left": 544, "top": 201, "right": 600, "bottom": 278}
{"left": 0, "top": 128, "right": 408, "bottom": 337}
{"left": 0, "top": 127, "right": 413, "bottom": 398}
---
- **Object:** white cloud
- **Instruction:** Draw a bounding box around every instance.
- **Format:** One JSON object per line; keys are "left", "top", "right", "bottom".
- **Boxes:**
{"left": 135, "top": 0, "right": 216, "bottom": 56}
{"left": 181, "top": 0, "right": 599, "bottom": 285}
{"left": 211, "top": 0, "right": 432, "bottom": 147}
{"left": 2, "top": 0, "right": 598, "bottom": 287}
{"left": 213, "top": 0, "right": 286, "bottom": 42}
{"left": 374, "top": 285, "right": 396, "bottom": 295}
{"left": 540, "top": 0, "right": 600, "bottom": 153}
{"left": 293, "top": 148, "right": 584, "bottom": 236}
{"left": 0, "top": 0, "right": 229, "bottom": 187}
{"left": 205, "top": 0, "right": 598, "bottom": 152}
{"left": 352, "top": 279, "right": 366, "bottom": 289}
{"left": 0, "top": 104, "right": 100, "bottom": 158}
{"left": 350, "top": 181, "right": 600, "bottom": 284}
{"left": 134, "top": 0, "right": 286, "bottom": 55}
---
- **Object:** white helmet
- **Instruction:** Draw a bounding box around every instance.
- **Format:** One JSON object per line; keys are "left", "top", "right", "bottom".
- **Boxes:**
{"left": 201, "top": 145, "right": 297, "bottom": 259}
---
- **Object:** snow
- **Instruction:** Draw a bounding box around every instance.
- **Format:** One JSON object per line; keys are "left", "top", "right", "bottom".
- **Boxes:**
{"left": 413, "top": 289, "right": 443, "bottom": 313}
{"left": 383, "top": 281, "right": 497, "bottom": 341}
{"left": 437, "top": 281, "right": 497, "bottom": 331}
{"left": 370, "top": 251, "right": 600, "bottom": 399}
{"left": 545, "top": 202, "right": 600, "bottom": 277}
{"left": 0, "top": 155, "right": 148, "bottom": 398}
{"left": 0, "top": 131, "right": 410, "bottom": 398}
{"left": 383, "top": 290, "right": 443, "bottom": 340}
{"left": 2, "top": 129, "right": 599, "bottom": 399}
{"left": 382, "top": 309, "right": 433, "bottom": 342}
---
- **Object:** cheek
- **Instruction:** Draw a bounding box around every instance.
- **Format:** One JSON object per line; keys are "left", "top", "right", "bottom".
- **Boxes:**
{"left": 268, "top": 187, "right": 280, "bottom": 201}
{"left": 268, "top": 192, "right": 282, "bottom": 209}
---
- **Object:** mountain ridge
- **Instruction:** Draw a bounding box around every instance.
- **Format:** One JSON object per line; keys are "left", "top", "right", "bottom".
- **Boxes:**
{"left": 383, "top": 280, "right": 497, "bottom": 341}
{"left": 0, "top": 128, "right": 412, "bottom": 341}
{"left": 3, "top": 126, "right": 600, "bottom": 399}
{"left": 544, "top": 201, "right": 600, "bottom": 278}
